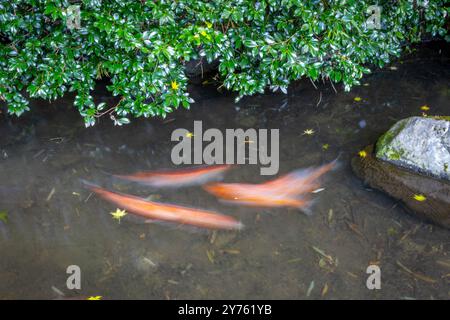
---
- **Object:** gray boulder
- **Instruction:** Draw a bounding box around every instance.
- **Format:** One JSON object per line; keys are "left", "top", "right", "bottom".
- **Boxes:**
{"left": 376, "top": 116, "right": 450, "bottom": 181}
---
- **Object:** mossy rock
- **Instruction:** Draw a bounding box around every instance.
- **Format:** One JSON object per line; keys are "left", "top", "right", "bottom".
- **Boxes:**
{"left": 375, "top": 116, "right": 450, "bottom": 181}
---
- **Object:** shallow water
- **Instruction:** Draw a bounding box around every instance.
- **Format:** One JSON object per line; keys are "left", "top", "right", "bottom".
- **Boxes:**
{"left": 0, "top": 43, "right": 449, "bottom": 300}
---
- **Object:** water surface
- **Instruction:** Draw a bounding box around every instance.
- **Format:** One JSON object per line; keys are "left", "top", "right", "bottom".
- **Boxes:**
{"left": 0, "top": 43, "right": 449, "bottom": 299}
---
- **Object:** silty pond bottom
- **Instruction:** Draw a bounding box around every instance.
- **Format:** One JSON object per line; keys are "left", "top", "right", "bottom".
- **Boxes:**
{"left": 0, "top": 42, "right": 449, "bottom": 299}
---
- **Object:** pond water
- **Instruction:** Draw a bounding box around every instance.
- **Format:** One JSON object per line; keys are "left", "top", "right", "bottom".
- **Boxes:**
{"left": 0, "top": 42, "right": 449, "bottom": 300}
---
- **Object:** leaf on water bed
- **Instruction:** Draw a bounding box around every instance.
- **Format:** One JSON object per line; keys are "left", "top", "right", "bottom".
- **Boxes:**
{"left": 313, "top": 246, "right": 338, "bottom": 272}
{"left": 206, "top": 250, "right": 215, "bottom": 264}
{"left": 209, "top": 230, "right": 217, "bottom": 244}
{"left": 327, "top": 209, "right": 333, "bottom": 225}
{"left": 321, "top": 283, "right": 329, "bottom": 297}
{"left": 0, "top": 211, "right": 8, "bottom": 223}
{"left": 312, "top": 246, "right": 333, "bottom": 264}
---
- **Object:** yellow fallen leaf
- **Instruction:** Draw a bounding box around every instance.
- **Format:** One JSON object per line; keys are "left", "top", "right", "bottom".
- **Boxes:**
{"left": 358, "top": 150, "right": 367, "bottom": 158}
{"left": 110, "top": 208, "right": 127, "bottom": 223}
{"left": 413, "top": 194, "right": 426, "bottom": 202}
{"left": 87, "top": 296, "right": 102, "bottom": 300}
{"left": 302, "top": 129, "right": 315, "bottom": 136}
{"left": 420, "top": 105, "right": 430, "bottom": 111}
{"left": 354, "top": 97, "right": 362, "bottom": 102}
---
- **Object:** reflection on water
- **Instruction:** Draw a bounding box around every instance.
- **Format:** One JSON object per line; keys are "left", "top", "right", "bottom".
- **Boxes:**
{"left": 0, "top": 43, "right": 449, "bottom": 299}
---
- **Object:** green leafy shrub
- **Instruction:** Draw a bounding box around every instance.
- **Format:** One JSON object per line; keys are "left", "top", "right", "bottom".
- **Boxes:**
{"left": 0, "top": 0, "right": 448, "bottom": 126}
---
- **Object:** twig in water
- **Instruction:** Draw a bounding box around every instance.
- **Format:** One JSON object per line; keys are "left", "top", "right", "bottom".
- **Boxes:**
{"left": 396, "top": 261, "right": 436, "bottom": 283}
{"left": 84, "top": 192, "right": 93, "bottom": 203}
{"left": 46, "top": 188, "right": 56, "bottom": 202}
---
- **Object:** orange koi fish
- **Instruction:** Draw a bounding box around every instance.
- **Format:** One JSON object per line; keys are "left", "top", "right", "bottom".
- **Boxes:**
{"left": 261, "top": 160, "right": 338, "bottom": 196}
{"left": 204, "top": 160, "right": 337, "bottom": 211}
{"left": 85, "top": 183, "right": 243, "bottom": 230}
{"left": 115, "top": 164, "right": 232, "bottom": 187}
{"left": 204, "top": 182, "right": 310, "bottom": 208}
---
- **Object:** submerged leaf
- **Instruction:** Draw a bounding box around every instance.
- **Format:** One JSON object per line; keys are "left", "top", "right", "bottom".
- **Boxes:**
{"left": 0, "top": 211, "right": 8, "bottom": 223}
